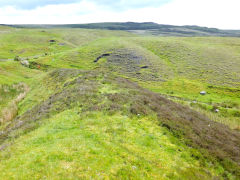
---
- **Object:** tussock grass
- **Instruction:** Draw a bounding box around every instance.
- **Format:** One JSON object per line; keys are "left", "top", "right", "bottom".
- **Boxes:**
{"left": 0, "top": 27, "right": 240, "bottom": 179}
{"left": 0, "top": 83, "right": 29, "bottom": 126}
{"left": 0, "top": 103, "right": 18, "bottom": 125}
{"left": 0, "top": 69, "right": 239, "bottom": 179}
{"left": 0, "top": 69, "right": 235, "bottom": 179}
{"left": 132, "top": 37, "right": 240, "bottom": 87}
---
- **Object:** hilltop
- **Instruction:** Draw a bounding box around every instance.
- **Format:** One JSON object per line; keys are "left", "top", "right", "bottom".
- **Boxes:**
{"left": 5, "top": 22, "right": 240, "bottom": 37}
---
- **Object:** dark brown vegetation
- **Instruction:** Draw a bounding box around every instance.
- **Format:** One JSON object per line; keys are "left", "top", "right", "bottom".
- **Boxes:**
{"left": 0, "top": 69, "right": 239, "bottom": 177}
{"left": 28, "top": 61, "right": 51, "bottom": 71}
{"left": 106, "top": 49, "right": 163, "bottom": 81}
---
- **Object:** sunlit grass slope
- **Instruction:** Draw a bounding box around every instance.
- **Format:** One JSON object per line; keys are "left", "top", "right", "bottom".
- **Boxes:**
{"left": 0, "top": 28, "right": 132, "bottom": 59}
{"left": 1, "top": 69, "right": 238, "bottom": 179}
{"left": 0, "top": 27, "right": 240, "bottom": 179}
{"left": 31, "top": 35, "right": 240, "bottom": 129}
{"left": 0, "top": 111, "right": 221, "bottom": 179}
{"left": 132, "top": 37, "right": 240, "bottom": 87}
{"left": 130, "top": 37, "right": 240, "bottom": 129}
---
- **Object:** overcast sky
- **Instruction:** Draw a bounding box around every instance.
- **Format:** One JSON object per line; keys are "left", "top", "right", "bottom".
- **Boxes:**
{"left": 0, "top": 0, "right": 239, "bottom": 29}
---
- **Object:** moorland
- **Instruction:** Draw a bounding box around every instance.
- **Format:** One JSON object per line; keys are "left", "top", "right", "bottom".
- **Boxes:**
{"left": 0, "top": 23, "right": 240, "bottom": 179}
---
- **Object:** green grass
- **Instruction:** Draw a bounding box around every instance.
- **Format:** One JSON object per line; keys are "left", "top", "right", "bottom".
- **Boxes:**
{"left": 0, "top": 60, "right": 39, "bottom": 118}
{"left": 138, "top": 78, "right": 240, "bottom": 129}
{"left": 0, "top": 28, "right": 132, "bottom": 59}
{"left": 0, "top": 29, "right": 71, "bottom": 59}
{"left": 0, "top": 61, "right": 40, "bottom": 84}
{"left": 0, "top": 68, "right": 230, "bottom": 179}
{"left": 0, "top": 84, "right": 21, "bottom": 110}
{"left": 0, "top": 27, "right": 239, "bottom": 179}
{"left": 0, "top": 110, "right": 224, "bottom": 179}
{"left": 123, "top": 37, "right": 240, "bottom": 129}
{"left": 132, "top": 37, "right": 240, "bottom": 87}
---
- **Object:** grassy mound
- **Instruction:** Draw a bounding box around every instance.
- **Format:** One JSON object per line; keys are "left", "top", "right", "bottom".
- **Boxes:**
{"left": 0, "top": 27, "right": 240, "bottom": 179}
{"left": 0, "top": 69, "right": 239, "bottom": 179}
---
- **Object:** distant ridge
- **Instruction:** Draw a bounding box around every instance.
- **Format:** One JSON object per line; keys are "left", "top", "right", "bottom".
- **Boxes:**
{"left": 4, "top": 22, "right": 240, "bottom": 37}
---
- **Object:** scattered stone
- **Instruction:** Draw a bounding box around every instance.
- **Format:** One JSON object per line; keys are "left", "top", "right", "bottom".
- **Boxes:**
{"left": 20, "top": 60, "right": 30, "bottom": 67}
{"left": 215, "top": 109, "right": 220, "bottom": 113}
{"left": 34, "top": 57, "right": 39, "bottom": 59}
{"left": 200, "top": 91, "right": 206, "bottom": 95}
{"left": 132, "top": 166, "right": 137, "bottom": 170}
{"left": 58, "top": 43, "right": 65, "bottom": 46}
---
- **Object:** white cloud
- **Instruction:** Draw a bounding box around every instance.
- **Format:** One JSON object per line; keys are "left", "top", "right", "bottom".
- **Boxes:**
{"left": 0, "top": 1, "right": 98, "bottom": 24}
{"left": 0, "top": 0, "right": 239, "bottom": 29}
{"left": 155, "top": 0, "right": 240, "bottom": 29}
{"left": 0, "top": 0, "right": 170, "bottom": 10}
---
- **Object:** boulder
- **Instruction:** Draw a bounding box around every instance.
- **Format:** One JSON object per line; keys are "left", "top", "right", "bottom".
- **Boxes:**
{"left": 20, "top": 60, "right": 30, "bottom": 67}
{"left": 200, "top": 91, "right": 206, "bottom": 95}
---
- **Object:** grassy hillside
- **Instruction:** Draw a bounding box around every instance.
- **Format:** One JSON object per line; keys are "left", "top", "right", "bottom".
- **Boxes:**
{"left": 0, "top": 27, "right": 240, "bottom": 179}
{"left": 32, "top": 35, "right": 240, "bottom": 129}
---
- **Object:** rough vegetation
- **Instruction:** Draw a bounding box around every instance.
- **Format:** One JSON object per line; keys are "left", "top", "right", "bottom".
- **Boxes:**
{"left": 106, "top": 48, "right": 164, "bottom": 81}
{"left": 0, "top": 25, "right": 239, "bottom": 179}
